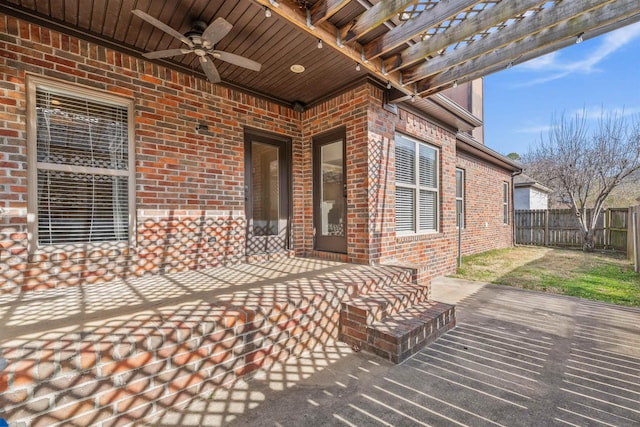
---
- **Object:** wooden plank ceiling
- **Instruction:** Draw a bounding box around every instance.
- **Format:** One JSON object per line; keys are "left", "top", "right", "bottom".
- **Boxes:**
{"left": 3, "top": 0, "right": 640, "bottom": 108}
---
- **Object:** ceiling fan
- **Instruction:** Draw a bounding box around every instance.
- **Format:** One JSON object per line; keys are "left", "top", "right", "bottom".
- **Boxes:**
{"left": 132, "top": 9, "right": 262, "bottom": 83}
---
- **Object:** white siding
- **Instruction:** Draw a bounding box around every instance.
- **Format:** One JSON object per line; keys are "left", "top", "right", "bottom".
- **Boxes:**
{"left": 530, "top": 187, "right": 549, "bottom": 210}
{"left": 514, "top": 186, "right": 549, "bottom": 210}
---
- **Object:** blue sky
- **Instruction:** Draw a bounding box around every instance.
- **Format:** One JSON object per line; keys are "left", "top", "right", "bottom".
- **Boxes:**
{"left": 484, "top": 21, "right": 640, "bottom": 157}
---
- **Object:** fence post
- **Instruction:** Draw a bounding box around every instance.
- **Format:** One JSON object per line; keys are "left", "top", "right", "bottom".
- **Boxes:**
{"left": 627, "top": 206, "right": 636, "bottom": 261}
{"left": 544, "top": 209, "right": 549, "bottom": 246}
{"left": 458, "top": 211, "right": 462, "bottom": 268}
{"left": 633, "top": 211, "right": 638, "bottom": 273}
{"left": 604, "top": 209, "right": 608, "bottom": 249}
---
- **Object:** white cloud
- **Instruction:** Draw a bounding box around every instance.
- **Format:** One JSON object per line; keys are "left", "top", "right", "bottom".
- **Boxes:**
{"left": 516, "top": 124, "right": 555, "bottom": 134}
{"left": 514, "top": 21, "right": 640, "bottom": 86}
{"left": 571, "top": 106, "right": 640, "bottom": 120}
{"left": 518, "top": 52, "right": 559, "bottom": 70}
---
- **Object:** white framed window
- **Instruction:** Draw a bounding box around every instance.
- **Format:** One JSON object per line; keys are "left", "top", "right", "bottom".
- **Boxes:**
{"left": 456, "top": 168, "right": 465, "bottom": 229}
{"left": 395, "top": 133, "right": 439, "bottom": 234}
{"left": 503, "top": 181, "right": 509, "bottom": 225}
{"left": 27, "top": 76, "right": 135, "bottom": 251}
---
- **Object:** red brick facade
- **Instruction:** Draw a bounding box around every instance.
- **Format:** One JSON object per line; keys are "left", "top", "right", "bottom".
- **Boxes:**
{"left": 0, "top": 12, "right": 517, "bottom": 426}
{"left": 0, "top": 14, "right": 304, "bottom": 294}
{"left": 456, "top": 150, "right": 514, "bottom": 256}
{"left": 301, "top": 86, "right": 374, "bottom": 264}
{"left": 366, "top": 97, "right": 514, "bottom": 279}
{"left": 0, "top": 14, "right": 514, "bottom": 295}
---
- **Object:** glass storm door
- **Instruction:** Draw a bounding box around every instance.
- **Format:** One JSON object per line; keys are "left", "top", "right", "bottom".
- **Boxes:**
{"left": 245, "top": 131, "right": 290, "bottom": 255}
{"left": 313, "top": 128, "right": 347, "bottom": 254}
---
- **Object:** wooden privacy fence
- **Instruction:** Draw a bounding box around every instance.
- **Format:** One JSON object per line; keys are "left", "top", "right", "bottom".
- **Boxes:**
{"left": 515, "top": 208, "right": 629, "bottom": 251}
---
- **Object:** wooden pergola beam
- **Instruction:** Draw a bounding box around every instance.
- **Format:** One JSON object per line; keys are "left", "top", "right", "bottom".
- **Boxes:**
{"left": 416, "top": 0, "right": 640, "bottom": 96}
{"left": 404, "top": 0, "right": 615, "bottom": 85}
{"left": 310, "top": 0, "right": 351, "bottom": 26}
{"left": 419, "top": 12, "right": 640, "bottom": 98}
{"left": 363, "top": 0, "right": 483, "bottom": 60}
{"left": 384, "top": 0, "right": 552, "bottom": 73}
{"left": 341, "top": 0, "right": 420, "bottom": 43}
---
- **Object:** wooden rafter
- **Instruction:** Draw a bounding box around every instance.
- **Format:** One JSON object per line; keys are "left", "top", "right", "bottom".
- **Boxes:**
{"left": 383, "top": 0, "right": 549, "bottom": 72}
{"left": 363, "top": 0, "right": 483, "bottom": 59}
{"left": 404, "top": 0, "right": 616, "bottom": 85}
{"left": 341, "top": 0, "right": 420, "bottom": 42}
{"left": 417, "top": 0, "right": 640, "bottom": 96}
{"left": 310, "top": 0, "right": 351, "bottom": 26}
{"left": 425, "top": 12, "right": 640, "bottom": 99}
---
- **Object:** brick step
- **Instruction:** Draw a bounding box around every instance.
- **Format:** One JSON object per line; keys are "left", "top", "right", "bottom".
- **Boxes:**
{"left": 342, "top": 283, "right": 429, "bottom": 325}
{"left": 1, "top": 262, "right": 418, "bottom": 426}
{"left": 338, "top": 267, "right": 415, "bottom": 299}
{"left": 340, "top": 299, "right": 456, "bottom": 364}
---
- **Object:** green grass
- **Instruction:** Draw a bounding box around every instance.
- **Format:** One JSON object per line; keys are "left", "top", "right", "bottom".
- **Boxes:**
{"left": 454, "top": 246, "right": 640, "bottom": 307}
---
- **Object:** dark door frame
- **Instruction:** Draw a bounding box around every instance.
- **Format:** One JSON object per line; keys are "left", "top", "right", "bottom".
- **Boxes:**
{"left": 313, "top": 126, "right": 347, "bottom": 254}
{"left": 244, "top": 127, "right": 292, "bottom": 254}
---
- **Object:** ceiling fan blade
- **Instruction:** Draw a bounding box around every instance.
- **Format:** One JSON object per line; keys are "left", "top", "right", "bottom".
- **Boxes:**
{"left": 142, "top": 48, "right": 191, "bottom": 59}
{"left": 202, "top": 17, "right": 233, "bottom": 48}
{"left": 199, "top": 56, "right": 221, "bottom": 83}
{"left": 132, "top": 9, "right": 194, "bottom": 48}
{"left": 212, "top": 51, "right": 262, "bottom": 72}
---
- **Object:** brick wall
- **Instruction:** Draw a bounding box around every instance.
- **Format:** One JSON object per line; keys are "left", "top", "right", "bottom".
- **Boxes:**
{"left": 0, "top": 270, "right": 349, "bottom": 426}
{"left": 456, "top": 150, "right": 514, "bottom": 255}
{"left": 366, "top": 91, "right": 513, "bottom": 279}
{"left": 0, "top": 12, "right": 514, "bottom": 294}
{"left": 367, "top": 99, "right": 457, "bottom": 278}
{"left": 301, "top": 86, "right": 373, "bottom": 264}
{"left": 0, "top": 14, "right": 303, "bottom": 294}
{"left": 1, "top": 10, "right": 516, "bottom": 427}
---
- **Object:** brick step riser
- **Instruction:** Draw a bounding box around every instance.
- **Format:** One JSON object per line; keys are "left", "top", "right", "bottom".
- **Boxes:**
{"left": 376, "top": 286, "right": 430, "bottom": 321}
{"left": 342, "top": 281, "right": 430, "bottom": 325}
{"left": 339, "top": 303, "right": 456, "bottom": 364}
{"left": 340, "top": 270, "right": 413, "bottom": 299}
{"left": 341, "top": 310, "right": 455, "bottom": 363}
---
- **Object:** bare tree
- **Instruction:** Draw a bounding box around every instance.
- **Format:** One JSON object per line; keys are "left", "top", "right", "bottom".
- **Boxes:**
{"left": 525, "top": 110, "right": 640, "bottom": 251}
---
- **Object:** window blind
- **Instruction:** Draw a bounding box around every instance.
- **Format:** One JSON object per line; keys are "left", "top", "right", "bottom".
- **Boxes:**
{"left": 35, "top": 87, "right": 130, "bottom": 245}
{"left": 395, "top": 138, "right": 415, "bottom": 185}
{"left": 419, "top": 190, "right": 436, "bottom": 230}
{"left": 419, "top": 144, "right": 436, "bottom": 188}
{"left": 395, "top": 134, "right": 439, "bottom": 233}
{"left": 395, "top": 187, "right": 415, "bottom": 232}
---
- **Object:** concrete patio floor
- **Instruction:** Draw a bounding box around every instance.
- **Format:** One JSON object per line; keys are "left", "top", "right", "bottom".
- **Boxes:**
{"left": 150, "top": 277, "right": 640, "bottom": 426}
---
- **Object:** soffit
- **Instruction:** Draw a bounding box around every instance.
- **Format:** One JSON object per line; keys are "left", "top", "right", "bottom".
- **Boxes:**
{"left": 2, "top": 0, "right": 640, "bottom": 111}
{"left": 0, "top": 0, "right": 361, "bottom": 106}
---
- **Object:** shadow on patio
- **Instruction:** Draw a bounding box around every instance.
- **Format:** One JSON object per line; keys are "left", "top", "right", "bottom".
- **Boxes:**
{"left": 0, "top": 258, "right": 412, "bottom": 426}
{"left": 156, "top": 278, "right": 640, "bottom": 426}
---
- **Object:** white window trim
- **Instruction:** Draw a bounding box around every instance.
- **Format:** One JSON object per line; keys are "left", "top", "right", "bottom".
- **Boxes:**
{"left": 395, "top": 133, "right": 439, "bottom": 235}
{"left": 456, "top": 168, "right": 465, "bottom": 229}
{"left": 503, "top": 181, "right": 509, "bottom": 225}
{"left": 26, "top": 75, "right": 136, "bottom": 253}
